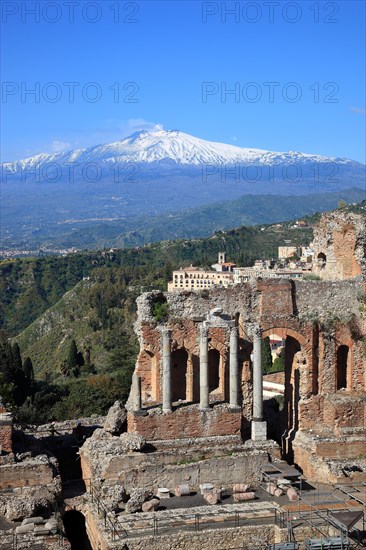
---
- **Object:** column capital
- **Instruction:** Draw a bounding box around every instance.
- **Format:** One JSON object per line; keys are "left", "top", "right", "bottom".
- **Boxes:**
{"left": 161, "top": 328, "right": 172, "bottom": 340}
{"left": 230, "top": 326, "right": 239, "bottom": 338}
{"left": 252, "top": 324, "right": 263, "bottom": 340}
{"left": 200, "top": 324, "right": 209, "bottom": 338}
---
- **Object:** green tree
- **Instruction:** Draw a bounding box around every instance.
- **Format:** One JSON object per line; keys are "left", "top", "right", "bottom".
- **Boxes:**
{"left": 60, "top": 359, "right": 72, "bottom": 379}
{"left": 272, "top": 355, "right": 285, "bottom": 372}
{"left": 23, "top": 357, "right": 35, "bottom": 398}
{"left": 11, "top": 343, "right": 27, "bottom": 405}
{"left": 262, "top": 337, "right": 273, "bottom": 374}
{"left": 0, "top": 372, "right": 15, "bottom": 407}
{"left": 67, "top": 339, "right": 79, "bottom": 376}
{"left": 337, "top": 199, "right": 347, "bottom": 209}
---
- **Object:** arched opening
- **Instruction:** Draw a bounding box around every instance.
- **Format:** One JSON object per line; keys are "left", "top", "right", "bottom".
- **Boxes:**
{"left": 317, "top": 252, "right": 327, "bottom": 269}
{"left": 138, "top": 350, "right": 158, "bottom": 403}
{"left": 268, "top": 333, "right": 286, "bottom": 371}
{"left": 262, "top": 327, "right": 310, "bottom": 462}
{"left": 172, "top": 349, "right": 188, "bottom": 402}
{"left": 284, "top": 336, "right": 302, "bottom": 431}
{"left": 63, "top": 510, "right": 92, "bottom": 550}
{"left": 336, "top": 345, "right": 349, "bottom": 390}
{"left": 192, "top": 354, "right": 200, "bottom": 402}
{"left": 208, "top": 349, "right": 220, "bottom": 392}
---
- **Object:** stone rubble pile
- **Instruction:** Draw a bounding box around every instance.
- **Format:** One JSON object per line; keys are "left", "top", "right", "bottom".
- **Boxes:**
{"left": 125, "top": 489, "right": 154, "bottom": 513}
{"left": 103, "top": 401, "right": 127, "bottom": 434}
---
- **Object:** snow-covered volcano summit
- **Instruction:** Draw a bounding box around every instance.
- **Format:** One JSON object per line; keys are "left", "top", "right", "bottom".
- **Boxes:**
{"left": 2, "top": 129, "right": 363, "bottom": 172}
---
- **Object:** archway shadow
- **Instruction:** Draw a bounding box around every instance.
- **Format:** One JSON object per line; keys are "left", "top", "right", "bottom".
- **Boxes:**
{"left": 63, "top": 510, "right": 92, "bottom": 550}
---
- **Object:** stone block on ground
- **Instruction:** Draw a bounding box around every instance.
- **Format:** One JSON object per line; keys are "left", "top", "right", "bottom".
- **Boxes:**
{"left": 157, "top": 488, "right": 170, "bottom": 499}
{"left": 274, "top": 488, "right": 284, "bottom": 497}
{"left": 141, "top": 498, "right": 160, "bottom": 512}
{"left": 125, "top": 489, "right": 153, "bottom": 513}
{"left": 199, "top": 483, "right": 214, "bottom": 494}
{"left": 22, "top": 516, "right": 44, "bottom": 525}
{"left": 34, "top": 526, "right": 51, "bottom": 535}
{"left": 203, "top": 492, "right": 219, "bottom": 505}
{"left": 16, "top": 524, "right": 34, "bottom": 534}
{"left": 175, "top": 484, "right": 190, "bottom": 497}
{"left": 233, "top": 492, "right": 256, "bottom": 502}
{"left": 232, "top": 483, "right": 249, "bottom": 493}
{"left": 265, "top": 483, "right": 277, "bottom": 496}
{"left": 287, "top": 488, "right": 299, "bottom": 502}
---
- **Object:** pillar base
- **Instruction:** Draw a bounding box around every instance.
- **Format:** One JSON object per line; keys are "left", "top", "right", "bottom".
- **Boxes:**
{"left": 229, "top": 406, "right": 242, "bottom": 413}
{"left": 251, "top": 420, "right": 267, "bottom": 441}
{"left": 162, "top": 408, "right": 172, "bottom": 414}
{"left": 199, "top": 407, "right": 212, "bottom": 412}
{"left": 133, "top": 409, "right": 148, "bottom": 417}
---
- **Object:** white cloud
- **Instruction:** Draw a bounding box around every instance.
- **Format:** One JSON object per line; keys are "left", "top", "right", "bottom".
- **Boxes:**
{"left": 13, "top": 120, "right": 165, "bottom": 159}
{"left": 126, "top": 118, "right": 164, "bottom": 132}
{"left": 49, "top": 140, "right": 72, "bottom": 152}
{"left": 349, "top": 106, "right": 366, "bottom": 115}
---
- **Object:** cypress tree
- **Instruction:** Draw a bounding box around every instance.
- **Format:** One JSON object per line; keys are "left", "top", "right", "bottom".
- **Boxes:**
{"left": 23, "top": 357, "right": 35, "bottom": 397}
{"left": 67, "top": 339, "right": 78, "bottom": 371}
{"left": 262, "top": 336, "right": 273, "bottom": 374}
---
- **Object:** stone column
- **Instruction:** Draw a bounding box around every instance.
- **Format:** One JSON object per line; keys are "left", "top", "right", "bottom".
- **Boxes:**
{"left": 199, "top": 325, "right": 210, "bottom": 410}
{"left": 131, "top": 372, "right": 142, "bottom": 412}
{"left": 162, "top": 329, "right": 172, "bottom": 413}
{"left": 251, "top": 326, "right": 267, "bottom": 440}
{"left": 229, "top": 327, "right": 240, "bottom": 409}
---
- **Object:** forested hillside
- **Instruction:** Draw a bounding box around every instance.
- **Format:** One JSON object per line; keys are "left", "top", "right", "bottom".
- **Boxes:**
{"left": 0, "top": 218, "right": 315, "bottom": 422}
{"left": 1, "top": 221, "right": 313, "bottom": 337}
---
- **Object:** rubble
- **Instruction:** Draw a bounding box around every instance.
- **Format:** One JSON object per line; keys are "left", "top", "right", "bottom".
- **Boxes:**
{"left": 0, "top": 483, "right": 60, "bottom": 521}
{"left": 141, "top": 498, "right": 160, "bottom": 512}
{"left": 119, "top": 432, "right": 146, "bottom": 452}
{"left": 103, "top": 401, "right": 127, "bottom": 434}
{"left": 125, "top": 489, "right": 154, "bottom": 513}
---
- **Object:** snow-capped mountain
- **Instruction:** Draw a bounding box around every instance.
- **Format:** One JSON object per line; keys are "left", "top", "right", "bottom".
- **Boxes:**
{"left": 2, "top": 129, "right": 363, "bottom": 173}
{"left": 2, "top": 129, "right": 365, "bottom": 251}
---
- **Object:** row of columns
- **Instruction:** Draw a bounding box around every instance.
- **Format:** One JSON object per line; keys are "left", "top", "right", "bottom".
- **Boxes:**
{"left": 161, "top": 325, "right": 264, "bottom": 416}
{"left": 134, "top": 325, "right": 266, "bottom": 440}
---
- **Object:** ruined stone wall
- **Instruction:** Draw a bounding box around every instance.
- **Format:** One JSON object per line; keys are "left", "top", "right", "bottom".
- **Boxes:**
{"left": 80, "top": 435, "right": 279, "bottom": 494}
{"left": 292, "top": 431, "right": 366, "bottom": 483}
{"left": 133, "top": 278, "right": 365, "bottom": 411}
{"left": 311, "top": 210, "right": 366, "bottom": 280}
{"left": 136, "top": 279, "right": 364, "bottom": 327}
{"left": 131, "top": 277, "right": 366, "bottom": 465}
{"left": 0, "top": 461, "right": 55, "bottom": 489}
{"left": 83, "top": 501, "right": 324, "bottom": 550}
{"left": 128, "top": 405, "right": 242, "bottom": 440}
{"left": 0, "top": 406, "right": 13, "bottom": 454}
{"left": 299, "top": 395, "right": 366, "bottom": 435}
{"left": 0, "top": 423, "right": 12, "bottom": 454}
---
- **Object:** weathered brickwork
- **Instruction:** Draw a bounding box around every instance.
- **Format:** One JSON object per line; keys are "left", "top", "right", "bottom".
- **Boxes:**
{"left": 311, "top": 210, "right": 366, "bottom": 280}
{"left": 128, "top": 404, "right": 242, "bottom": 440}
{"left": 128, "top": 273, "right": 365, "bottom": 478}
{"left": 0, "top": 405, "right": 13, "bottom": 454}
{"left": 0, "top": 461, "right": 55, "bottom": 489}
{"left": 0, "top": 423, "right": 12, "bottom": 454}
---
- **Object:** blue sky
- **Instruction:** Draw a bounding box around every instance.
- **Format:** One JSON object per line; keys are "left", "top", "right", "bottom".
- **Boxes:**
{"left": 1, "top": 0, "right": 365, "bottom": 162}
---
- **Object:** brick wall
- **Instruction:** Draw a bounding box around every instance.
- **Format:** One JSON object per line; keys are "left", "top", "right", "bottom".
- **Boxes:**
{"left": 128, "top": 404, "right": 242, "bottom": 440}
{"left": 0, "top": 423, "right": 12, "bottom": 454}
{"left": 0, "top": 462, "right": 54, "bottom": 489}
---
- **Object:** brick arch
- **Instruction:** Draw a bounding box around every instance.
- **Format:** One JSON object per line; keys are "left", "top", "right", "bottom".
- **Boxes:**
{"left": 262, "top": 326, "right": 313, "bottom": 463}
{"left": 261, "top": 327, "right": 307, "bottom": 348}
